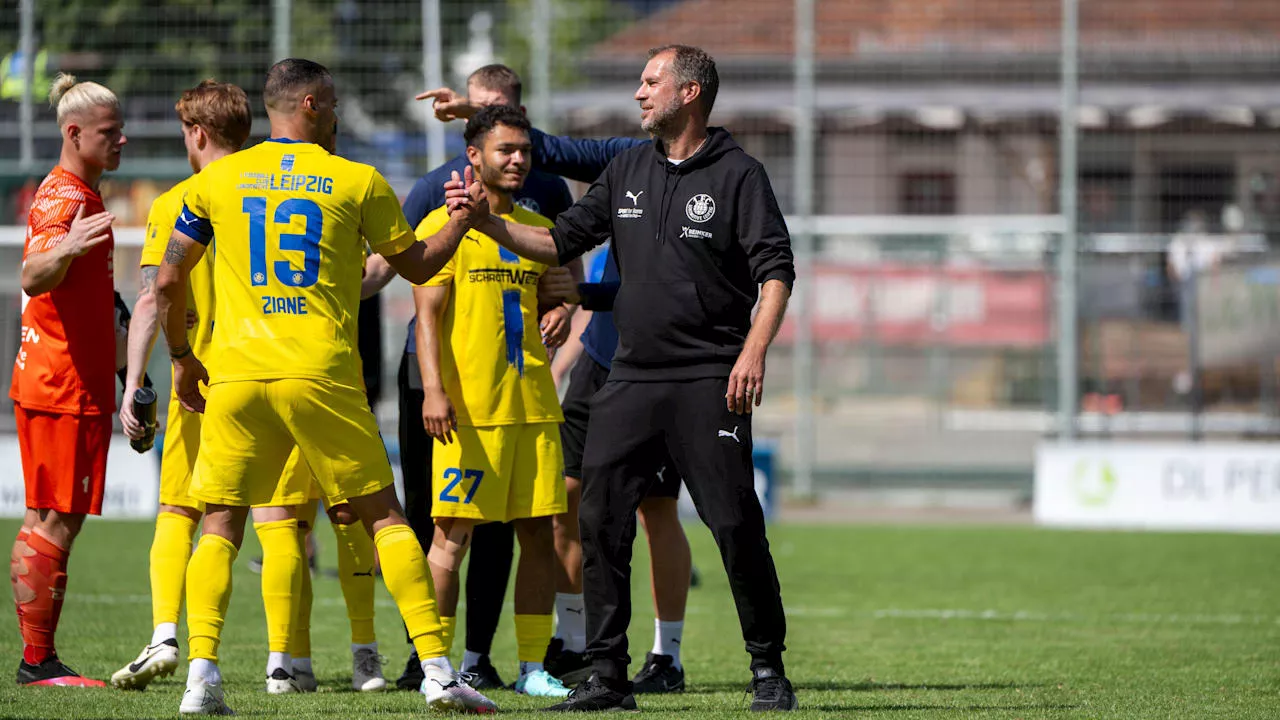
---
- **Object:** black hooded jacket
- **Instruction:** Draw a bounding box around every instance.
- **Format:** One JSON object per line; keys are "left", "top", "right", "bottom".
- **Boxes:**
{"left": 550, "top": 127, "right": 795, "bottom": 381}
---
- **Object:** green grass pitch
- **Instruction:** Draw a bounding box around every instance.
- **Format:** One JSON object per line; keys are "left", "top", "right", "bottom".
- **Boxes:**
{"left": 0, "top": 518, "right": 1277, "bottom": 718}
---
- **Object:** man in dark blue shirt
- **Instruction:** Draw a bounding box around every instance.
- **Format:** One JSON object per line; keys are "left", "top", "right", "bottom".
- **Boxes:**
{"left": 395, "top": 64, "right": 576, "bottom": 693}
{"left": 419, "top": 81, "right": 696, "bottom": 696}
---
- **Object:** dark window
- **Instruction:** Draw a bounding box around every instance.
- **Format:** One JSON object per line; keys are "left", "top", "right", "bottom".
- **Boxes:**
{"left": 1159, "top": 165, "right": 1233, "bottom": 233}
{"left": 1080, "top": 169, "right": 1133, "bottom": 233}
{"left": 899, "top": 172, "right": 956, "bottom": 215}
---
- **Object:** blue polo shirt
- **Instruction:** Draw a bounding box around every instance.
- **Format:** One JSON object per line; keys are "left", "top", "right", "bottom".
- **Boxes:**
{"left": 401, "top": 155, "right": 574, "bottom": 353}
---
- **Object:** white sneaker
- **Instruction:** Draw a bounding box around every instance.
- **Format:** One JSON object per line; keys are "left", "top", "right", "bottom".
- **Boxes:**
{"left": 352, "top": 647, "right": 387, "bottom": 692}
{"left": 420, "top": 663, "right": 498, "bottom": 714}
{"left": 111, "top": 639, "right": 180, "bottom": 690}
{"left": 265, "top": 667, "right": 300, "bottom": 694}
{"left": 294, "top": 668, "right": 317, "bottom": 693}
{"left": 179, "top": 676, "right": 234, "bottom": 715}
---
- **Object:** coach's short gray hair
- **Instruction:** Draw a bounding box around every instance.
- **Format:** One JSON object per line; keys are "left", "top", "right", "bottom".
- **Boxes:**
{"left": 647, "top": 45, "right": 719, "bottom": 119}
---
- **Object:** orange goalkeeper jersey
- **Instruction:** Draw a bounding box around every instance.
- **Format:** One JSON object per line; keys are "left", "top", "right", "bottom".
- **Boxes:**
{"left": 10, "top": 165, "right": 117, "bottom": 415}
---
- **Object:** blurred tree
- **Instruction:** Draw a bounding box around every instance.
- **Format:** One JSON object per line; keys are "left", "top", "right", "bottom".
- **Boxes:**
{"left": 36, "top": 0, "right": 302, "bottom": 107}
{"left": 499, "top": 0, "right": 636, "bottom": 88}
{"left": 25, "top": 0, "right": 508, "bottom": 123}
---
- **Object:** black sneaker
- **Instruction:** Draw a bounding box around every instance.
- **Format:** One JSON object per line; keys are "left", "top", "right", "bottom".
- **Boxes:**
{"left": 395, "top": 650, "right": 424, "bottom": 691}
{"left": 460, "top": 655, "right": 506, "bottom": 690}
{"left": 17, "top": 656, "right": 106, "bottom": 687}
{"left": 631, "top": 653, "right": 684, "bottom": 693}
{"left": 544, "top": 673, "right": 637, "bottom": 712}
{"left": 748, "top": 668, "right": 798, "bottom": 711}
{"left": 544, "top": 638, "right": 593, "bottom": 687}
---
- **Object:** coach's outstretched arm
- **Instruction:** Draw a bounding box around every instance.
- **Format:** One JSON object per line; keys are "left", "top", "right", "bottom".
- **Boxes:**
{"left": 447, "top": 165, "right": 613, "bottom": 267}
{"left": 156, "top": 228, "right": 210, "bottom": 413}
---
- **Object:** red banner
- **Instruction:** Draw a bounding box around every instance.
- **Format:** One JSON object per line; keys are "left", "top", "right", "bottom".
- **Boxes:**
{"left": 777, "top": 263, "right": 1050, "bottom": 347}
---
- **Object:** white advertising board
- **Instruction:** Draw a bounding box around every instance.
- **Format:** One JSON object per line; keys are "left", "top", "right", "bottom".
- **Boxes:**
{"left": 1035, "top": 442, "right": 1280, "bottom": 532}
{"left": 0, "top": 437, "right": 159, "bottom": 519}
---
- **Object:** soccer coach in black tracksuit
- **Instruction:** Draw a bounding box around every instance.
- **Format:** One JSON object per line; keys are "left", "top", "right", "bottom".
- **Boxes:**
{"left": 446, "top": 44, "right": 798, "bottom": 712}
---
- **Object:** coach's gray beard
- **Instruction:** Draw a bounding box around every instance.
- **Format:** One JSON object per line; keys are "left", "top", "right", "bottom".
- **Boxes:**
{"left": 641, "top": 98, "right": 683, "bottom": 137}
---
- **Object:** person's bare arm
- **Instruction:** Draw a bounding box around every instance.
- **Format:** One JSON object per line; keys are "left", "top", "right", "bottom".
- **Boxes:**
{"left": 21, "top": 205, "right": 115, "bottom": 296}
{"left": 479, "top": 215, "right": 561, "bottom": 266}
{"left": 384, "top": 169, "right": 487, "bottom": 283}
{"left": 156, "top": 232, "right": 209, "bottom": 413}
{"left": 565, "top": 257, "right": 585, "bottom": 292}
{"left": 551, "top": 308, "right": 593, "bottom": 388}
{"left": 538, "top": 258, "right": 584, "bottom": 348}
{"left": 413, "top": 284, "right": 457, "bottom": 444}
{"left": 726, "top": 279, "right": 791, "bottom": 415}
{"left": 361, "top": 252, "right": 398, "bottom": 299}
{"left": 415, "top": 87, "right": 479, "bottom": 122}
{"left": 120, "top": 266, "right": 160, "bottom": 438}
{"left": 382, "top": 219, "right": 468, "bottom": 285}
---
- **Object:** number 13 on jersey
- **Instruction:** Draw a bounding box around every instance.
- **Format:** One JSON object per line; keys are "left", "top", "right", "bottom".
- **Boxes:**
{"left": 242, "top": 196, "right": 323, "bottom": 288}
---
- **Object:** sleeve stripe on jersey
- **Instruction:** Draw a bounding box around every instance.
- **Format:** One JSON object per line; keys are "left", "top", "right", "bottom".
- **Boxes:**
{"left": 176, "top": 203, "right": 214, "bottom": 246}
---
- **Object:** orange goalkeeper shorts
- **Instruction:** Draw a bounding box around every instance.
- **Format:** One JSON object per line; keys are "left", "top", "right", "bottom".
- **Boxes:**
{"left": 15, "top": 405, "right": 110, "bottom": 515}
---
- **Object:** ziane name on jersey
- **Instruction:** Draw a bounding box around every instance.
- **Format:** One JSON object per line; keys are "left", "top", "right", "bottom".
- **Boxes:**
{"left": 237, "top": 172, "right": 334, "bottom": 194}
{"left": 262, "top": 295, "right": 309, "bottom": 315}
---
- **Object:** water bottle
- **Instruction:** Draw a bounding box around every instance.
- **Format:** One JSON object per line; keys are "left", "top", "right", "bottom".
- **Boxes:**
{"left": 131, "top": 387, "right": 158, "bottom": 453}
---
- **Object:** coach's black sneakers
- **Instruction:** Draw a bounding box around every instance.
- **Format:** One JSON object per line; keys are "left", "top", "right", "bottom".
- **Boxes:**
{"left": 748, "top": 667, "right": 798, "bottom": 711}
{"left": 395, "top": 650, "right": 424, "bottom": 691}
{"left": 544, "top": 638, "right": 593, "bottom": 687}
{"left": 459, "top": 655, "right": 506, "bottom": 691}
{"left": 17, "top": 656, "right": 105, "bottom": 687}
{"left": 631, "top": 653, "right": 685, "bottom": 693}
{"left": 543, "top": 672, "right": 637, "bottom": 712}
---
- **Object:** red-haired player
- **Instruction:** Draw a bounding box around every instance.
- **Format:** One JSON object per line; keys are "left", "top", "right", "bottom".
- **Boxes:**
{"left": 9, "top": 72, "right": 126, "bottom": 687}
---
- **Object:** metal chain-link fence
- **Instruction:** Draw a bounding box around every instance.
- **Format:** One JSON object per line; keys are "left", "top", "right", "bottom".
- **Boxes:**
{"left": 2, "top": 0, "right": 1280, "bottom": 493}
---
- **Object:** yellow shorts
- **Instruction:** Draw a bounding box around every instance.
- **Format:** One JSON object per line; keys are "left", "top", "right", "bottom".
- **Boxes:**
{"left": 161, "top": 396, "right": 311, "bottom": 510}
{"left": 192, "top": 379, "right": 392, "bottom": 508}
{"left": 158, "top": 396, "right": 204, "bottom": 511}
{"left": 278, "top": 449, "right": 330, "bottom": 504}
{"left": 432, "top": 422, "right": 566, "bottom": 522}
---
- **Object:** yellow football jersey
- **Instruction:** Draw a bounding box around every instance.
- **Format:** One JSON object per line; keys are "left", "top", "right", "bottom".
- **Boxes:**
{"left": 179, "top": 138, "right": 415, "bottom": 388}
{"left": 142, "top": 176, "right": 216, "bottom": 378}
{"left": 419, "top": 204, "right": 563, "bottom": 427}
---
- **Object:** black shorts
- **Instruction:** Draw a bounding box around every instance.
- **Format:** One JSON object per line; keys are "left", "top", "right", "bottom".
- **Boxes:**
{"left": 560, "top": 352, "right": 682, "bottom": 499}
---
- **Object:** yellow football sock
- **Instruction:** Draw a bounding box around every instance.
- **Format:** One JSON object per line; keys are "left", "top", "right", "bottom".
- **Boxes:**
{"left": 440, "top": 615, "right": 457, "bottom": 655}
{"left": 289, "top": 533, "right": 313, "bottom": 659}
{"left": 255, "top": 518, "right": 302, "bottom": 653}
{"left": 514, "top": 614, "right": 554, "bottom": 664}
{"left": 289, "top": 503, "right": 317, "bottom": 660}
{"left": 186, "top": 534, "right": 237, "bottom": 662}
{"left": 150, "top": 512, "right": 197, "bottom": 628}
{"left": 374, "top": 524, "right": 447, "bottom": 660}
{"left": 332, "top": 521, "right": 377, "bottom": 645}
